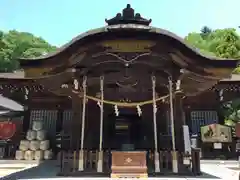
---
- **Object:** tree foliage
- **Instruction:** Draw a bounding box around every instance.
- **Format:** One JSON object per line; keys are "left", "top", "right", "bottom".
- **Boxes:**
{"left": 0, "top": 30, "right": 56, "bottom": 72}
{"left": 185, "top": 27, "right": 240, "bottom": 60}
{"left": 185, "top": 27, "right": 240, "bottom": 74}
{"left": 221, "top": 99, "right": 240, "bottom": 133}
{"left": 200, "top": 26, "right": 212, "bottom": 39}
{"left": 185, "top": 27, "right": 240, "bottom": 128}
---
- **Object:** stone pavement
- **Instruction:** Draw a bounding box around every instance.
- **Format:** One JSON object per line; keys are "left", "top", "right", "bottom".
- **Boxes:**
{"left": 0, "top": 160, "right": 38, "bottom": 179}
{"left": 0, "top": 160, "right": 239, "bottom": 180}
{"left": 199, "top": 163, "right": 239, "bottom": 179}
{"left": 1, "top": 160, "right": 57, "bottom": 180}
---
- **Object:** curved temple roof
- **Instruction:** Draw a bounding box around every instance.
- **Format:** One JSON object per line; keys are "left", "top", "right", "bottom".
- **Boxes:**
{"left": 18, "top": 4, "right": 239, "bottom": 97}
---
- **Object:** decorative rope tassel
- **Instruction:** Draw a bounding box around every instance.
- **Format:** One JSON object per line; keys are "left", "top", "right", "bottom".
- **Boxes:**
{"left": 137, "top": 105, "right": 142, "bottom": 116}
{"left": 114, "top": 105, "right": 119, "bottom": 116}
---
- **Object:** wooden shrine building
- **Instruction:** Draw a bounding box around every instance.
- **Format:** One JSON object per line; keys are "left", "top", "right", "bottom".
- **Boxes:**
{"left": 0, "top": 4, "right": 239, "bottom": 177}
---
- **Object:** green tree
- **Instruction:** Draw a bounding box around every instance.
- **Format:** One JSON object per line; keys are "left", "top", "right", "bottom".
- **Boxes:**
{"left": 0, "top": 30, "right": 56, "bottom": 72}
{"left": 200, "top": 26, "right": 212, "bottom": 39}
{"left": 186, "top": 27, "right": 240, "bottom": 129}
{"left": 185, "top": 27, "right": 240, "bottom": 73}
{"left": 185, "top": 27, "right": 240, "bottom": 59}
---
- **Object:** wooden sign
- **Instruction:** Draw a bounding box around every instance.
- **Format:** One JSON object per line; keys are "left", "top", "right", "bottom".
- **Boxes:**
{"left": 201, "top": 123, "right": 232, "bottom": 143}
{"left": 111, "top": 151, "right": 147, "bottom": 178}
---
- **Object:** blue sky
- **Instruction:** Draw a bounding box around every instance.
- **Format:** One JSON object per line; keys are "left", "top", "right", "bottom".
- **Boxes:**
{"left": 0, "top": 0, "right": 239, "bottom": 46}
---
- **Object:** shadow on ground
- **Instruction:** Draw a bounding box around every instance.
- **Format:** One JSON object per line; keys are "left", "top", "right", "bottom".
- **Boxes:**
{"left": 184, "top": 172, "right": 220, "bottom": 179}
{"left": 1, "top": 161, "right": 221, "bottom": 180}
{"left": 2, "top": 161, "right": 58, "bottom": 180}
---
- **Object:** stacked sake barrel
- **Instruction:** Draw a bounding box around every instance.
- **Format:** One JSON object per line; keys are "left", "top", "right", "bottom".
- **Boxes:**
{"left": 15, "top": 120, "right": 53, "bottom": 161}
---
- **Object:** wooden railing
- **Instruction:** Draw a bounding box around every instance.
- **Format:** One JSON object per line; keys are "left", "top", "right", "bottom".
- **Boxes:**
{"left": 58, "top": 150, "right": 111, "bottom": 173}
{"left": 147, "top": 150, "right": 189, "bottom": 172}
{"left": 57, "top": 149, "right": 199, "bottom": 176}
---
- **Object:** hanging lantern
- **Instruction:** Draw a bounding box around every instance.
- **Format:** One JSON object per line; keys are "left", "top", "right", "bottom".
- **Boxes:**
{"left": 0, "top": 121, "right": 16, "bottom": 140}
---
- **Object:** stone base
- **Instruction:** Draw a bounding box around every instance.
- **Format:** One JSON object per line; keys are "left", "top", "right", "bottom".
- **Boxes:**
{"left": 97, "top": 151, "right": 103, "bottom": 173}
{"left": 154, "top": 151, "right": 160, "bottom": 172}
{"left": 172, "top": 151, "right": 178, "bottom": 173}
{"left": 78, "top": 150, "right": 84, "bottom": 171}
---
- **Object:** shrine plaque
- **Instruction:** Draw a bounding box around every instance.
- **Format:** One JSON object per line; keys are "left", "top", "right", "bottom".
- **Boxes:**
{"left": 214, "top": 142, "right": 222, "bottom": 149}
{"left": 111, "top": 151, "right": 147, "bottom": 178}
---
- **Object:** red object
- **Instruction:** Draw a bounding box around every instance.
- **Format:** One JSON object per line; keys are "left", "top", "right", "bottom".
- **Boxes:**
{"left": 236, "top": 123, "right": 240, "bottom": 138}
{"left": 0, "top": 121, "right": 16, "bottom": 140}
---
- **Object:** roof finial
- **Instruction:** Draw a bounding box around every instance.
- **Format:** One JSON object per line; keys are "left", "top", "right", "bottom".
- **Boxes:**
{"left": 105, "top": 4, "right": 152, "bottom": 26}
{"left": 123, "top": 4, "right": 134, "bottom": 19}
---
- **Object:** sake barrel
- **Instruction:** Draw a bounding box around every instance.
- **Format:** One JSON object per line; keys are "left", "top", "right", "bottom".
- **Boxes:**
{"left": 34, "top": 150, "right": 44, "bottom": 160}
{"left": 29, "top": 140, "right": 40, "bottom": 150}
{"left": 19, "top": 144, "right": 28, "bottom": 151}
{"left": 36, "top": 130, "right": 46, "bottom": 141}
{"left": 44, "top": 150, "right": 53, "bottom": 160}
{"left": 26, "top": 130, "right": 37, "bottom": 140}
{"left": 32, "top": 121, "right": 43, "bottom": 131}
{"left": 24, "top": 150, "right": 34, "bottom": 160}
{"left": 40, "top": 140, "right": 50, "bottom": 150}
{"left": 20, "top": 140, "right": 29, "bottom": 147}
{"left": 19, "top": 140, "right": 29, "bottom": 151}
{"left": 15, "top": 150, "right": 24, "bottom": 160}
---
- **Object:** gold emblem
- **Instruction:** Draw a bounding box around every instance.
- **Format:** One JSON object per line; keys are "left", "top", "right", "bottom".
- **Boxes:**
{"left": 125, "top": 157, "right": 132, "bottom": 163}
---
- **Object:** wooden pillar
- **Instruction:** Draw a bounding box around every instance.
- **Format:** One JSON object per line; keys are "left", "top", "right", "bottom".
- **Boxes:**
{"left": 142, "top": 104, "right": 154, "bottom": 149}
{"left": 70, "top": 96, "right": 82, "bottom": 150}
{"left": 152, "top": 76, "right": 160, "bottom": 172}
{"left": 216, "top": 90, "right": 224, "bottom": 124}
{"left": 79, "top": 77, "right": 87, "bottom": 171}
{"left": 70, "top": 95, "right": 82, "bottom": 172}
{"left": 97, "top": 76, "right": 104, "bottom": 173}
{"left": 168, "top": 77, "right": 178, "bottom": 173}
{"left": 174, "top": 93, "right": 185, "bottom": 152}
{"left": 22, "top": 108, "right": 31, "bottom": 133}
{"left": 56, "top": 108, "right": 64, "bottom": 133}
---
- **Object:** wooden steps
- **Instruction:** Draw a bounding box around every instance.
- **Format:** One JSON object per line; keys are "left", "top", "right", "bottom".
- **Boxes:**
{"left": 111, "top": 173, "right": 147, "bottom": 178}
